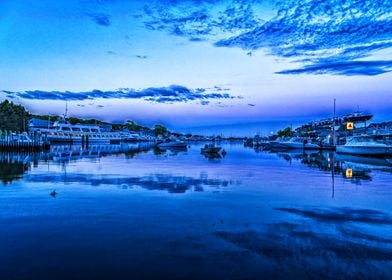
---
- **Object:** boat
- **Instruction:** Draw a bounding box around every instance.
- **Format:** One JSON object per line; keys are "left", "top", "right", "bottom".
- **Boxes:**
{"left": 336, "top": 134, "right": 392, "bottom": 156}
{"left": 37, "top": 120, "right": 131, "bottom": 144}
{"left": 342, "top": 111, "right": 373, "bottom": 123}
{"left": 201, "top": 144, "right": 222, "bottom": 154}
{"left": 123, "top": 132, "right": 141, "bottom": 142}
{"left": 272, "top": 137, "right": 320, "bottom": 150}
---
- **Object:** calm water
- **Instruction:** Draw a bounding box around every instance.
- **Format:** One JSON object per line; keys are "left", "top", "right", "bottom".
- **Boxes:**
{"left": 1, "top": 142, "right": 392, "bottom": 279}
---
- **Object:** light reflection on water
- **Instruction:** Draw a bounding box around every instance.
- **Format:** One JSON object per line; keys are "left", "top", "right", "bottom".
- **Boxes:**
{"left": 0, "top": 142, "right": 392, "bottom": 279}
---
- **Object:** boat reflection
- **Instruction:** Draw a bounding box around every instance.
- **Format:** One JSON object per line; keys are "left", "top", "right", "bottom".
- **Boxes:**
{"left": 50, "top": 143, "right": 155, "bottom": 162}
{"left": 0, "top": 144, "right": 155, "bottom": 184}
{"left": 270, "top": 149, "right": 392, "bottom": 184}
{"left": 201, "top": 151, "right": 222, "bottom": 160}
{"left": 154, "top": 146, "right": 188, "bottom": 156}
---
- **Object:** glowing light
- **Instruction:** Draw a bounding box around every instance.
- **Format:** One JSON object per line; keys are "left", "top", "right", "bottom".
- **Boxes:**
{"left": 346, "top": 168, "right": 353, "bottom": 178}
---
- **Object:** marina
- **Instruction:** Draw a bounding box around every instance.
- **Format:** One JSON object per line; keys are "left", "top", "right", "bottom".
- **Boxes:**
{"left": 1, "top": 1, "right": 391, "bottom": 278}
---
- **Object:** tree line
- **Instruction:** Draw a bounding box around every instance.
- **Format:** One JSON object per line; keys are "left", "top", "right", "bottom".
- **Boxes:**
{"left": 0, "top": 100, "right": 30, "bottom": 132}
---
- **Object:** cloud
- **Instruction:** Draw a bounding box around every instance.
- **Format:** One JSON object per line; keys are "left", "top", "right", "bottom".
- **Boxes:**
{"left": 3, "top": 85, "right": 240, "bottom": 105}
{"left": 144, "top": 0, "right": 392, "bottom": 76}
{"left": 276, "top": 60, "right": 392, "bottom": 76}
{"left": 91, "top": 14, "right": 111, "bottom": 26}
{"left": 143, "top": 0, "right": 263, "bottom": 40}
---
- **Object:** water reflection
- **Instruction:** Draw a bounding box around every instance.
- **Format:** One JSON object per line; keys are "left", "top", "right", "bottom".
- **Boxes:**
{"left": 0, "top": 152, "right": 31, "bottom": 184}
{"left": 154, "top": 146, "right": 188, "bottom": 156}
{"left": 216, "top": 206, "right": 392, "bottom": 279}
{"left": 2, "top": 143, "right": 392, "bottom": 189}
{"left": 25, "top": 172, "right": 237, "bottom": 193}
{"left": 1, "top": 143, "right": 392, "bottom": 279}
{"left": 0, "top": 144, "right": 155, "bottom": 184}
{"left": 50, "top": 143, "right": 155, "bottom": 162}
{"left": 268, "top": 149, "right": 392, "bottom": 185}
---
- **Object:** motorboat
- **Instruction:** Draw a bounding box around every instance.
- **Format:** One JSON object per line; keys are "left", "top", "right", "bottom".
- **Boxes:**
{"left": 201, "top": 144, "right": 222, "bottom": 154}
{"left": 336, "top": 134, "right": 392, "bottom": 156}
{"left": 272, "top": 137, "right": 320, "bottom": 150}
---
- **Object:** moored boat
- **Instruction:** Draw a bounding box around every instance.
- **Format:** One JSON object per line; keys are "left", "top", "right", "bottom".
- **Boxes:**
{"left": 201, "top": 144, "right": 222, "bottom": 154}
{"left": 38, "top": 120, "right": 129, "bottom": 144}
{"left": 272, "top": 137, "right": 320, "bottom": 150}
{"left": 336, "top": 134, "right": 392, "bottom": 156}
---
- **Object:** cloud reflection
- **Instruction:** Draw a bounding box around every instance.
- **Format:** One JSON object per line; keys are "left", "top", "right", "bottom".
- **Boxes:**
{"left": 25, "top": 173, "right": 237, "bottom": 193}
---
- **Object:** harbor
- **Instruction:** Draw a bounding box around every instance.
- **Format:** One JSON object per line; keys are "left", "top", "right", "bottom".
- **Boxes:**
{"left": 1, "top": 0, "right": 391, "bottom": 278}
{"left": 2, "top": 99, "right": 392, "bottom": 159}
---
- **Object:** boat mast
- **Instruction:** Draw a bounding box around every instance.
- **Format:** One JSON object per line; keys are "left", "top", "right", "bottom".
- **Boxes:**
{"left": 64, "top": 102, "right": 68, "bottom": 120}
{"left": 332, "top": 98, "right": 336, "bottom": 146}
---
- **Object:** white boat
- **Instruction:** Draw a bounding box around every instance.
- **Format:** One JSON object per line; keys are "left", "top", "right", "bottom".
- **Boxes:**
{"left": 336, "top": 135, "right": 392, "bottom": 156}
{"left": 38, "top": 120, "right": 129, "bottom": 144}
{"left": 273, "top": 137, "right": 320, "bottom": 150}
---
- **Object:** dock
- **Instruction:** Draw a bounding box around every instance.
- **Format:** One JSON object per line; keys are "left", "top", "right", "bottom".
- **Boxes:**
{"left": 0, "top": 140, "right": 50, "bottom": 152}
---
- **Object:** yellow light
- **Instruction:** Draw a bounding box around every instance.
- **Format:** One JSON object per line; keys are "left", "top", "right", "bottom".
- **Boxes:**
{"left": 346, "top": 168, "right": 353, "bottom": 178}
{"left": 346, "top": 122, "right": 354, "bottom": 130}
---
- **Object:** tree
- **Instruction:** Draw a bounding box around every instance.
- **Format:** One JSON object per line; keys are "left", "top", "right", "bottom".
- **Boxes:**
{"left": 277, "top": 126, "right": 294, "bottom": 138}
{"left": 0, "top": 100, "right": 30, "bottom": 132}
{"left": 154, "top": 124, "right": 168, "bottom": 136}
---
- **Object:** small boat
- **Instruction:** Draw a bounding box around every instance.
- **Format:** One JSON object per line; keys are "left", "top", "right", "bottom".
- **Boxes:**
{"left": 336, "top": 134, "right": 392, "bottom": 156}
{"left": 201, "top": 144, "right": 222, "bottom": 154}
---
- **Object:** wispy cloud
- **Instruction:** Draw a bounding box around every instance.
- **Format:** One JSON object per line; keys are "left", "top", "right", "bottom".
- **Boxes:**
{"left": 276, "top": 60, "right": 392, "bottom": 76}
{"left": 143, "top": 0, "right": 392, "bottom": 76}
{"left": 91, "top": 14, "right": 111, "bottom": 26}
{"left": 3, "top": 85, "right": 240, "bottom": 105}
{"left": 143, "top": 0, "right": 263, "bottom": 41}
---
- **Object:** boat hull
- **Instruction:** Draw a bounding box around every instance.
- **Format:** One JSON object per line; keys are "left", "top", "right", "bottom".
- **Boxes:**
{"left": 274, "top": 142, "right": 320, "bottom": 150}
{"left": 47, "top": 136, "right": 112, "bottom": 145}
{"left": 336, "top": 145, "right": 392, "bottom": 156}
{"left": 201, "top": 147, "right": 222, "bottom": 153}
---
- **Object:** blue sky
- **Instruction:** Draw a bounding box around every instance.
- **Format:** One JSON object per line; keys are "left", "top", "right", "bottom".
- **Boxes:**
{"left": 0, "top": 0, "right": 391, "bottom": 135}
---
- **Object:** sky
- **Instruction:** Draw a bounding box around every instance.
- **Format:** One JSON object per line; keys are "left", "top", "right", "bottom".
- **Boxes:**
{"left": 0, "top": 0, "right": 391, "bottom": 135}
